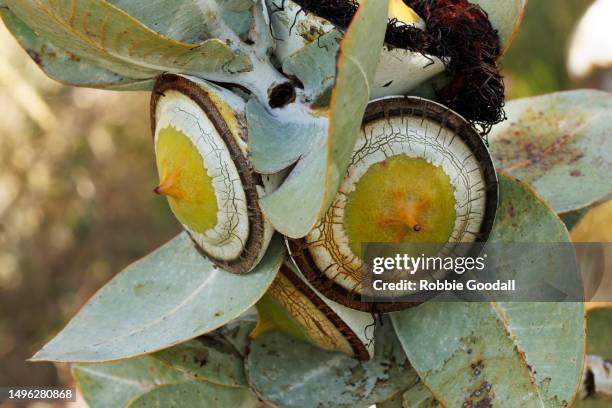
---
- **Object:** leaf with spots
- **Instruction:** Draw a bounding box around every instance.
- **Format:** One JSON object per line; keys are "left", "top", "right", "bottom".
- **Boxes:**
{"left": 391, "top": 173, "right": 586, "bottom": 408}
{"left": 73, "top": 355, "right": 192, "bottom": 408}
{"left": 126, "top": 381, "right": 260, "bottom": 408}
{"left": 74, "top": 353, "right": 259, "bottom": 408}
{"left": 0, "top": 7, "right": 153, "bottom": 90}
{"left": 489, "top": 90, "right": 612, "bottom": 214}
{"left": 3, "top": 0, "right": 253, "bottom": 82}
{"left": 245, "top": 318, "right": 419, "bottom": 408}
{"left": 31, "top": 233, "right": 284, "bottom": 363}
{"left": 153, "top": 336, "right": 247, "bottom": 388}
{"left": 216, "top": 316, "right": 257, "bottom": 357}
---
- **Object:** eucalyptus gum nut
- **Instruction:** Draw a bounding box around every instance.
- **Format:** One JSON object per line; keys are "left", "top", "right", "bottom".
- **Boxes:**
{"left": 254, "top": 261, "right": 373, "bottom": 360}
{"left": 265, "top": 0, "right": 444, "bottom": 99}
{"left": 288, "top": 97, "right": 498, "bottom": 312}
{"left": 151, "top": 73, "right": 280, "bottom": 274}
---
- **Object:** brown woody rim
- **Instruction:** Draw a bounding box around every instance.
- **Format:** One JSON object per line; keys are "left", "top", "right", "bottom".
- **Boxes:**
{"left": 151, "top": 73, "right": 266, "bottom": 274}
{"left": 287, "top": 96, "right": 499, "bottom": 313}
{"left": 279, "top": 263, "right": 371, "bottom": 361}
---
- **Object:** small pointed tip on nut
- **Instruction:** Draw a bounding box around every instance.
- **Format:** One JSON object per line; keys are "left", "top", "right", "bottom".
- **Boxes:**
{"left": 154, "top": 171, "right": 184, "bottom": 199}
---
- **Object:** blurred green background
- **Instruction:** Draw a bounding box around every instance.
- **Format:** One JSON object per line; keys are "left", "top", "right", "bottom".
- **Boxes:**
{"left": 0, "top": 0, "right": 607, "bottom": 406}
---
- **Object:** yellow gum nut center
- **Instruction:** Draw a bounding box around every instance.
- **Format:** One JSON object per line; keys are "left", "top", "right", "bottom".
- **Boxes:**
{"left": 155, "top": 126, "right": 218, "bottom": 233}
{"left": 344, "top": 155, "right": 456, "bottom": 256}
{"left": 388, "top": 0, "right": 421, "bottom": 24}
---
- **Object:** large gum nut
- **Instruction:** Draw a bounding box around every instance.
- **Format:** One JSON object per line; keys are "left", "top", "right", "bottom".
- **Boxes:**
{"left": 151, "top": 74, "right": 280, "bottom": 274}
{"left": 288, "top": 96, "right": 498, "bottom": 312}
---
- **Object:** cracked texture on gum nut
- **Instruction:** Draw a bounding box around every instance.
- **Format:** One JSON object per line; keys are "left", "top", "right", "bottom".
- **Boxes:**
{"left": 152, "top": 75, "right": 277, "bottom": 273}
{"left": 155, "top": 90, "right": 249, "bottom": 261}
{"left": 254, "top": 262, "right": 373, "bottom": 360}
{"left": 292, "top": 97, "right": 497, "bottom": 311}
{"left": 266, "top": 0, "right": 445, "bottom": 99}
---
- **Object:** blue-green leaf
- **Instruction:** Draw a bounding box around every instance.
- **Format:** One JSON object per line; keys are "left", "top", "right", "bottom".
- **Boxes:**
{"left": 471, "top": 0, "right": 527, "bottom": 53}
{"left": 4, "top": 0, "right": 251, "bottom": 79}
{"left": 153, "top": 336, "right": 246, "bottom": 388}
{"left": 489, "top": 90, "right": 612, "bottom": 214}
{"left": 282, "top": 30, "right": 342, "bottom": 104}
{"left": 74, "top": 349, "right": 259, "bottom": 408}
{"left": 73, "top": 355, "right": 192, "bottom": 408}
{"left": 126, "top": 381, "right": 260, "bottom": 408}
{"left": 31, "top": 233, "right": 284, "bottom": 363}
{"left": 1, "top": 7, "right": 152, "bottom": 90}
{"left": 246, "top": 318, "right": 418, "bottom": 408}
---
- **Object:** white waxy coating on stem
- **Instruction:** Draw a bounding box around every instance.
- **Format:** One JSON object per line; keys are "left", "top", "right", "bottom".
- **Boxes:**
{"left": 155, "top": 90, "right": 250, "bottom": 261}
{"left": 306, "top": 100, "right": 488, "bottom": 293}
{"left": 371, "top": 48, "right": 444, "bottom": 99}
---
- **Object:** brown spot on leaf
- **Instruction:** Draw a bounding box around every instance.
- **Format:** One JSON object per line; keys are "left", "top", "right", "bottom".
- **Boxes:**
{"left": 65, "top": 51, "right": 81, "bottom": 62}
{"left": 464, "top": 381, "right": 494, "bottom": 408}
{"left": 507, "top": 203, "right": 515, "bottom": 218}
{"left": 570, "top": 169, "right": 582, "bottom": 177}
{"left": 492, "top": 106, "right": 587, "bottom": 181}
{"left": 26, "top": 50, "right": 42, "bottom": 66}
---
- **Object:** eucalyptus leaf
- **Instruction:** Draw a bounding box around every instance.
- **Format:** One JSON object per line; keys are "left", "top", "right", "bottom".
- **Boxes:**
{"left": 5, "top": 0, "right": 252, "bottom": 80}
{"left": 126, "top": 381, "right": 260, "bottom": 408}
{"left": 108, "top": 0, "right": 215, "bottom": 44}
{"left": 250, "top": 0, "right": 388, "bottom": 238}
{"left": 471, "top": 0, "right": 527, "bottom": 53}
{"left": 391, "top": 173, "right": 586, "bottom": 408}
{"left": 402, "top": 382, "right": 438, "bottom": 408}
{"left": 73, "top": 355, "right": 192, "bottom": 408}
{"left": 246, "top": 318, "right": 419, "bottom": 408}
{"left": 375, "top": 390, "right": 404, "bottom": 408}
{"left": 111, "top": 0, "right": 256, "bottom": 43}
{"left": 153, "top": 336, "right": 247, "bottom": 388}
{"left": 217, "top": 317, "right": 257, "bottom": 356}
{"left": 489, "top": 90, "right": 612, "bottom": 214}
{"left": 282, "top": 30, "right": 342, "bottom": 104}
{"left": 74, "top": 353, "right": 260, "bottom": 408}
{"left": 0, "top": 7, "right": 152, "bottom": 90}
{"left": 31, "top": 233, "right": 284, "bottom": 363}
